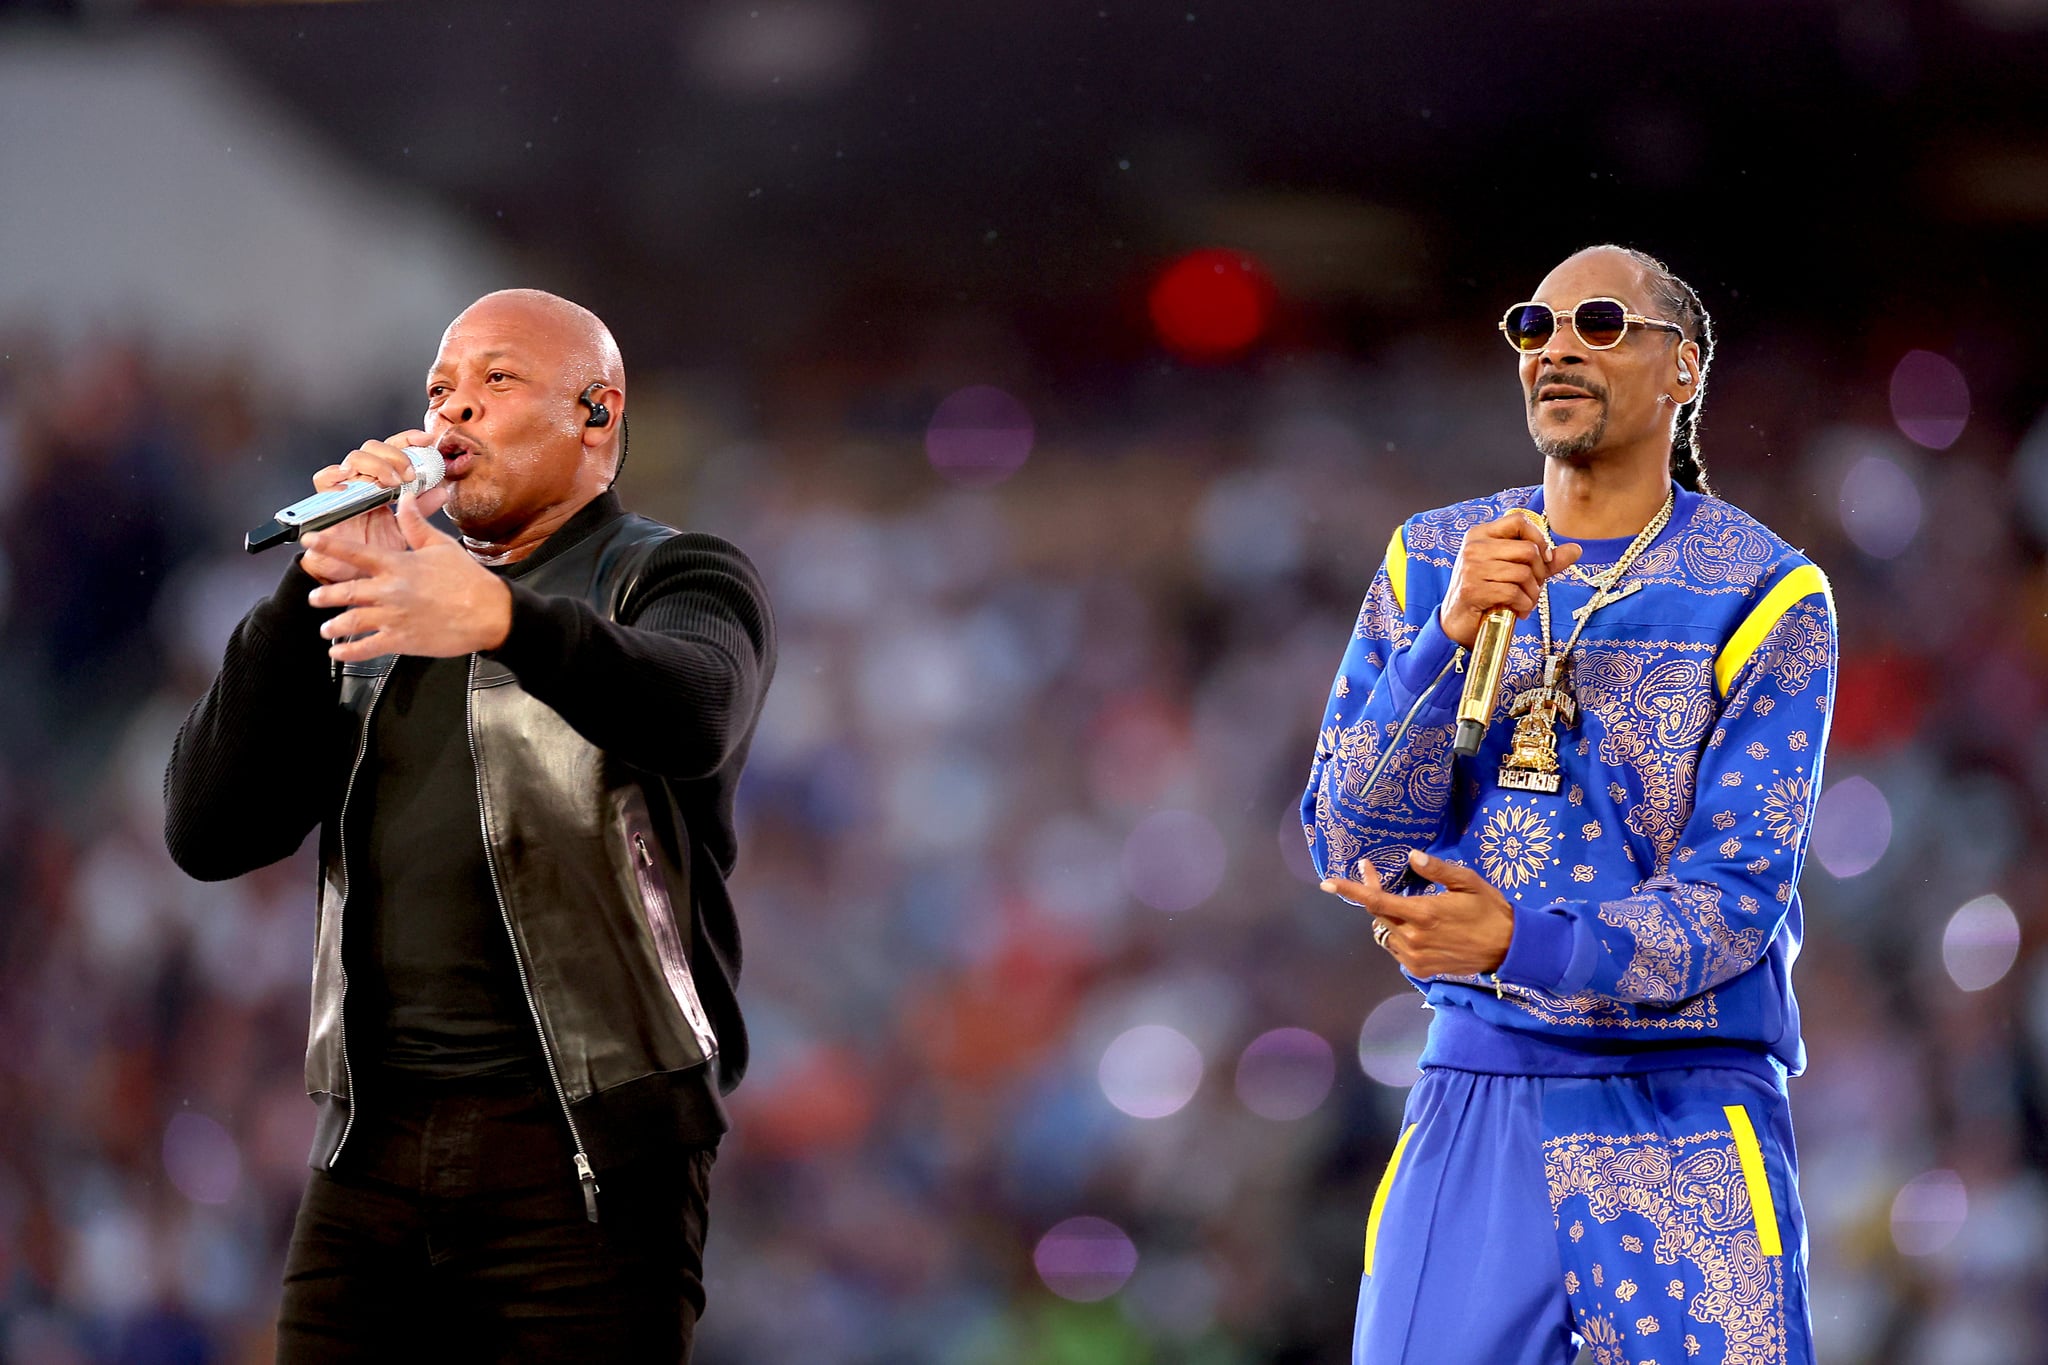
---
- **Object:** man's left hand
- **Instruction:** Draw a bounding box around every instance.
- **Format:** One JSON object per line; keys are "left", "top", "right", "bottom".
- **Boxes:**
{"left": 1320, "top": 849, "right": 1516, "bottom": 979}
{"left": 305, "top": 491, "right": 513, "bottom": 662}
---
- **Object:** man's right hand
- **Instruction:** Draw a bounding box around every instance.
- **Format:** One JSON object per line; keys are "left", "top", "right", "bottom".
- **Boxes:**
{"left": 299, "top": 430, "right": 451, "bottom": 585}
{"left": 1438, "top": 511, "right": 1584, "bottom": 649}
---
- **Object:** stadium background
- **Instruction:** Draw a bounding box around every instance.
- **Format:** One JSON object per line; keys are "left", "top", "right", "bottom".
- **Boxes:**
{"left": 0, "top": 1, "right": 2045, "bottom": 1361}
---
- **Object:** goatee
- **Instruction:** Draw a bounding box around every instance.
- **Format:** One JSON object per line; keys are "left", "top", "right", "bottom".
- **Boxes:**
{"left": 1532, "top": 412, "right": 1607, "bottom": 461}
{"left": 1528, "top": 376, "right": 1609, "bottom": 460}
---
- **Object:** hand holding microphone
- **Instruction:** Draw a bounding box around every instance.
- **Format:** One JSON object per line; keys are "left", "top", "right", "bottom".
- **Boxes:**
{"left": 1442, "top": 511, "right": 1581, "bottom": 757}
{"left": 247, "top": 431, "right": 449, "bottom": 561}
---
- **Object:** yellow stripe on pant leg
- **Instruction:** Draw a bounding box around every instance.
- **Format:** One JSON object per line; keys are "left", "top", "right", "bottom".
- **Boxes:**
{"left": 1724, "top": 1104, "right": 1783, "bottom": 1257}
{"left": 1363, "top": 1123, "right": 1418, "bottom": 1275}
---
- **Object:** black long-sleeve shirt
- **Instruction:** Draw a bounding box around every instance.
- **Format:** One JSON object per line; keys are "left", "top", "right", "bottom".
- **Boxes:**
{"left": 348, "top": 649, "right": 540, "bottom": 1082}
{"left": 165, "top": 491, "right": 776, "bottom": 1097}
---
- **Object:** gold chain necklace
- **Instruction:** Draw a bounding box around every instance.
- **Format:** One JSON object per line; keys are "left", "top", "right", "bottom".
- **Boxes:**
{"left": 1496, "top": 488, "right": 1675, "bottom": 794}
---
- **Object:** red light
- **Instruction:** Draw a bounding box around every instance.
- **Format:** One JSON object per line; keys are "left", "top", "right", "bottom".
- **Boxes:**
{"left": 1148, "top": 248, "right": 1274, "bottom": 362}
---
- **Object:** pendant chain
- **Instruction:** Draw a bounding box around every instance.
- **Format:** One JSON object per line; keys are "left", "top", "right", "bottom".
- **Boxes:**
{"left": 1536, "top": 487, "right": 1676, "bottom": 667}
{"left": 1493, "top": 489, "right": 1675, "bottom": 797}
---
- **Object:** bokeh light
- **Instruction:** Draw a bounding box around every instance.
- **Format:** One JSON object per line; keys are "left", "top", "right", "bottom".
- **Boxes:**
{"left": 1121, "top": 809, "right": 1227, "bottom": 913}
{"left": 1033, "top": 1215, "right": 1139, "bottom": 1302}
{"left": 1809, "top": 775, "right": 1893, "bottom": 878}
{"left": 1357, "top": 995, "right": 1431, "bottom": 1088}
{"left": 1148, "top": 248, "right": 1275, "bottom": 363}
{"left": 1888, "top": 350, "right": 1971, "bottom": 449}
{"left": 1276, "top": 806, "right": 1320, "bottom": 885}
{"left": 1890, "top": 1169, "right": 1968, "bottom": 1256}
{"left": 1098, "top": 1024, "right": 1205, "bottom": 1119}
{"left": 1941, "top": 894, "right": 2021, "bottom": 992}
{"left": 1234, "top": 1027, "right": 1336, "bottom": 1120}
{"left": 162, "top": 1112, "right": 241, "bottom": 1206}
{"left": 925, "top": 385, "right": 1034, "bottom": 488}
{"left": 1837, "top": 454, "right": 1922, "bottom": 559}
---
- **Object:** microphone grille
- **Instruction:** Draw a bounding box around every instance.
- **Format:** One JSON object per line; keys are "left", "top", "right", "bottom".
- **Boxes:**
{"left": 403, "top": 446, "right": 447, "bottom": 492}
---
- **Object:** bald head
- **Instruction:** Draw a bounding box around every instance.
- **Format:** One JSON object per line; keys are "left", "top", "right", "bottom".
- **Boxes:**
{"left": 449, "top": 289, "right": 624, "bottom": 395}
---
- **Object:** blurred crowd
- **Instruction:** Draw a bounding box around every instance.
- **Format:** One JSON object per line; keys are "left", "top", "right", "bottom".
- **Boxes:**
{"left": 0, "top": 304, "right": 2044, "bottom": 1365}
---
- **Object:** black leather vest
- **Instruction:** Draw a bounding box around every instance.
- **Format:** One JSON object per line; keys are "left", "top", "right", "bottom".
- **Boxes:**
{"left": 307, "top": 512, "right": 726, "bottom": 1174}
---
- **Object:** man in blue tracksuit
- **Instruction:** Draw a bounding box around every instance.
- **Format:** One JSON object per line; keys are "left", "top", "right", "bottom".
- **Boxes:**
{"left": 1303, "top": 245, "right": 1835, "bottom": 1364}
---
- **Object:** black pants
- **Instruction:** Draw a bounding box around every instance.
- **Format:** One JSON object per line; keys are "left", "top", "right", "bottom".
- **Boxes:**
{"left": 277, "top": 1077, "right": 713, "bottom": 1364}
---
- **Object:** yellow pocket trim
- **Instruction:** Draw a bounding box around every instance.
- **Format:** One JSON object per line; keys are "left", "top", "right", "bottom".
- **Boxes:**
{"left": 1385, "top": 526, "right": 1409, "bottom": 615}
{"left": 1724, "top": 1104, "right": 1783, "bottom": 1256}
{"left": 1363, "top": 1122, "right": 1418, "bottom": 1275}
{"left": 1715, "top": 564, "right": 1831, "bottom": 697}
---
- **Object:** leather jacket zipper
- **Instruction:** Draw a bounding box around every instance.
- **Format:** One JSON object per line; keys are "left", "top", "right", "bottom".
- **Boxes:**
{"left": 632, "top": 831, "right": 718, "bottom": 1057}
{"left": 465, "top": 656, "right": 603, "bottom": 1223}
{"left": 328, "top": 663, "right": 395, "bottom": 1167}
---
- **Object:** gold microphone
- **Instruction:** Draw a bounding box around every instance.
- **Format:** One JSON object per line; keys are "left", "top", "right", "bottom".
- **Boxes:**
{"left": 1452, "top": 506, "right": 1549, "bottom": 759}
{"left": 1452, "top": 606, "right": 1516, "bottom": 758}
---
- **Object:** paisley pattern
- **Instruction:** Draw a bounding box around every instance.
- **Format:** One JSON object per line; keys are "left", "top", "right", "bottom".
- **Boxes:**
{"left": 1572, "top": 643, "right": 1708, "bottom": 872}
{"left": 1616, "top": 497, "right": 1784, "bottom": 597}
{"left": 1398, "top": 486, "right": 1537, "bottom": 564}
{"left": 1638, "top": 659, "right": 1719, "bottom": 749}
{"left": 1311, "top": 714, "right": 1454, "bottom": 885}
{"left": 1677, "top": 505, "right": 1781, "bottom": 588}
{"left": 1599, "top": 895, "right": 1690, "bottom": 1003}
{"left": 1485, "top": 983, "right": 1721, "bottom": 1033}
{"left": 1547, "top": 1128, "right": 1790, "bottom": 1364}
{"left": 1352, "top": 561, "right": 1415, "bottom": 647}
{"left": 1685, "top": 882, "right": 1768, "bottom": 992}
{"left": 1736, "top": 597, "right": 1832, "bottom": 699}
{"left": 1303, "top": 487, "right": 1836, "bottom": 1047}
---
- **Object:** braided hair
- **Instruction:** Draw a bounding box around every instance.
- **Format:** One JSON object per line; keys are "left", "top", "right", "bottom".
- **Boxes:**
{"left": 1597, "top": 245, "right": 1715, "bottom": 495}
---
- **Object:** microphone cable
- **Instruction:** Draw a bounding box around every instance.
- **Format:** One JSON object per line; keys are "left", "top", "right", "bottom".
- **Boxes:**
{"left": 1335, "top": 644, "right": 1466, "bottom": 871}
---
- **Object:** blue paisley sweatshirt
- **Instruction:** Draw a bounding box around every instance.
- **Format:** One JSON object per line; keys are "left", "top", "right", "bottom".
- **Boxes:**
{"left": 1302, "top": 486, "right": 1838, "bottom": 1079}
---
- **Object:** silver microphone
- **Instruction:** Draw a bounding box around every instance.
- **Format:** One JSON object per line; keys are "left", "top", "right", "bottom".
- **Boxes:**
{"left": 245, "top": 447, "right": 447, "bottom": 553}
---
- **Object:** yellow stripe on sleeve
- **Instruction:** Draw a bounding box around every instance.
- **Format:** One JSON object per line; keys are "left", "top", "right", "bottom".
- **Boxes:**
{"left": 1362, "top": 1122, "right": 1418, "bottom": 1275}
{"left": 1715, "top": 563, "right": 1831, "bottom": 697}
{"left": 1385, "top": 525, "right": 1408, "bottom": 615}
{"left": 1723, "top": 1104, "right": 1784, "bottom": 1256}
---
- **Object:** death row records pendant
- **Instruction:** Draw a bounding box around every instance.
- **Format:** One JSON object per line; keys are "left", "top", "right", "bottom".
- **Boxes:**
{"left": 1497, "top": 766, "right": 1562, "bottom": 794}
{"left": 1497, "top": 683, "right": 1575, "bottom": 795}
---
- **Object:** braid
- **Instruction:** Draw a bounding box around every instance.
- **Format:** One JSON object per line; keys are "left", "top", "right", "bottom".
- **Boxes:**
{"left": 1595, "top": 245, "right": 1715, "bottom": 495}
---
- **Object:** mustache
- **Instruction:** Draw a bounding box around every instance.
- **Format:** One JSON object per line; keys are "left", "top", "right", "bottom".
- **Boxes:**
{"left": 1530, "top": 370, "right": 1609, "bottom": 408}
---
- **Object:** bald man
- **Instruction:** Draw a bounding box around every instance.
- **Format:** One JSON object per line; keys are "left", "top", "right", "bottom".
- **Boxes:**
{"left": 166, "top": 290, "right": 776, "bottom": 1362}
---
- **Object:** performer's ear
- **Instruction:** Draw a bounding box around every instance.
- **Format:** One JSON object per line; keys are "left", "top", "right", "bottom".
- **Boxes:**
{"left": 576, "top": 383, "right": 625, "bottom": 452}
{"left": 577, "top": 383, "right": 613, "bottom": 430}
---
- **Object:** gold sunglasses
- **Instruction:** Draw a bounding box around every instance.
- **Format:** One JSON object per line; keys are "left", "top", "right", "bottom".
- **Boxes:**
{"left": 1499, "top": 297, "right": 1684, "bottom": 353}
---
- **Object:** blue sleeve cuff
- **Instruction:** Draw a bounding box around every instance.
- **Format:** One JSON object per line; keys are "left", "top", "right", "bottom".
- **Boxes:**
{"left": 1385, "top": 609, "right": 1461, "bottom": 722}
{"left": 1497, "top": 898, "right": 1600, "bottom": 995}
